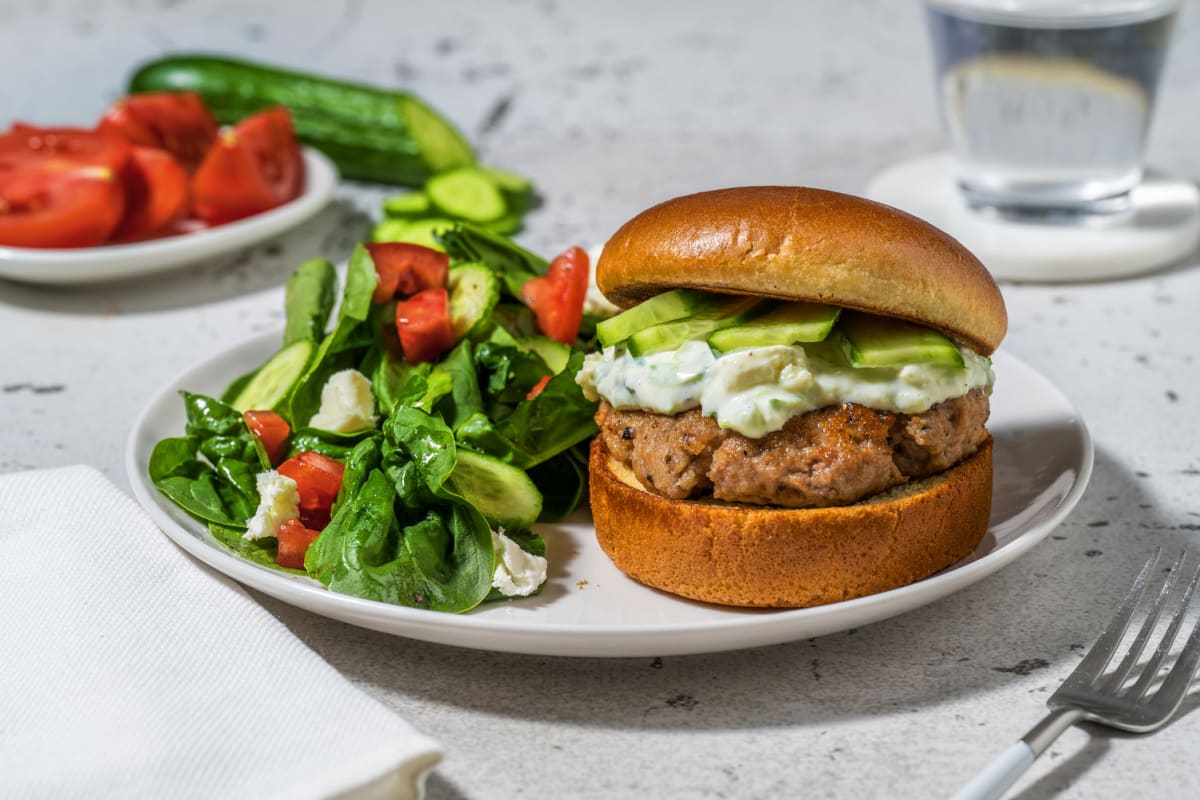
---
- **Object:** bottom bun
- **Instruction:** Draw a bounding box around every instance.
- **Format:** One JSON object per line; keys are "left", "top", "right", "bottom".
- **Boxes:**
{"left": 588, "top": 436, "right": 993, "bottom": 608}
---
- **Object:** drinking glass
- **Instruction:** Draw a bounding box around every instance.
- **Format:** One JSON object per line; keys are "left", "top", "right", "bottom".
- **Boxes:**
{"left": 926, "top": 0, "right": 1180, "bottom": 220}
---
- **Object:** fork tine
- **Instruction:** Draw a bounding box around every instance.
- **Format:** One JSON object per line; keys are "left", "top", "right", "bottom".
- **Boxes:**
{"left": 1058, "top": 550, "right": 1160, "bottom": 693}
{"left": 1099, "top": 551, "right": 1185, "bottom": 694}
{"left": 1133, "top": 560, "right": 1200, "bottom": 702}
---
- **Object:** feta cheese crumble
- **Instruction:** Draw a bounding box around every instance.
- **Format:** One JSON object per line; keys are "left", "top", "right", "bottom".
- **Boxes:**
{"left": 308, "top": 369, "right": 379, "bottom": 433}
{"left": 244, "top": 470, "right": 300, "bottom": 541}
{"left": 491, "top": 529, "right": 548, "bottom": 597}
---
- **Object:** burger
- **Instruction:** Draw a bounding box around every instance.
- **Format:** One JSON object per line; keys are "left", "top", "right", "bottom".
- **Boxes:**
{"left": 575, "top": 186, "right": 1007, "bottom": 608}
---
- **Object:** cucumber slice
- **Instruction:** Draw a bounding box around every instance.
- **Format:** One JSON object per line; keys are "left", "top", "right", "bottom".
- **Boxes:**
{"left": 370, "top": 217, "right": 455, "bottom": 251}
{"left": 482, "top": 214, "right": 523, "bottom": 235}
{"left": 628, "top": 297, "right": 763, "bottom": 357}
{"left": 707, "top": 301, "right": 841, "bottom": 353}
{"left": 426, "top": 167, "right": 507, "bottom": 223}
{"left": 382, "top": 191, "right": 432, "bottom": 218}
{"left": 448, "top": 262, "right": 500, "bottom": 340}
{"left": 231, "top": 339, "right": 314, "bottom": 412}
{"left": 401, "top": 96, "right": 475, "bottom": 173}
{"left": 595, "top": 289, "right": 718, "bottom": 347}
{"left": 450, "top": 448, "right": 543, "bottom": 530}
{"left": 479, "top": 167, "right": 532, "bottom": 195}
{"left": 837, "top": 312, "right": 965, "bottom": 368}
{"left": 522, "top": 335, "right": 571, "bottom": 373}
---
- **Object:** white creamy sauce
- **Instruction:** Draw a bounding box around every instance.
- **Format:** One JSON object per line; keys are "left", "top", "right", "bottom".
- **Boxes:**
{"left": 576, "top": 340, "right": 994, "bottom": 439}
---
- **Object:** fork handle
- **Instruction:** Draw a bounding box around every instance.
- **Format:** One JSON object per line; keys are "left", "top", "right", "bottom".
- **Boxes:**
{"left": 949, "top": 742, "right": 1035, "bottom": 800}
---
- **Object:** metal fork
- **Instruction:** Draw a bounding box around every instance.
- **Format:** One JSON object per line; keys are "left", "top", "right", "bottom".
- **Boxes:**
{"left": 952, "top": 550, "right": 1200, "bottom": 800}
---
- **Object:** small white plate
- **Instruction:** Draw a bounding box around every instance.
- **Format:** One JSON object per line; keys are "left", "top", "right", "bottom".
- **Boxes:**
{"left": 127, "top": 332, "right": 1093, "bottom": 658}
{"left": 0, "top": 149, "right": 337, "bottom": 285}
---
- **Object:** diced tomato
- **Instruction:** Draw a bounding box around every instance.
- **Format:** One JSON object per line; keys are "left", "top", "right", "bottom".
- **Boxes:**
{"left": 395, "top": 287, "right": 455, "bottom": 364}
{"left": 97, "top": 92, "right": 218, "bottom": 172}
{"left": 520, "top": 245, "right": 589, "bottom": 345}
{"left": 277, "top": 451, "right": 345, "bottom": 525}
{"left": 110, "top": 146, "right": 189, "bottom": 241}
{"left": 243, "top": 409, "right": 291, "bottom": 467}
{"left": 526, "top": 374, "right": 552, "bottom": 400}
{"left": 275, "top": 518, "right": 321, "bottom": 570}
{"left": 366, "top": 242, "right": 449, "bottom": 303}
{"left": 0, "top": 164, "right": 125, "bottom": 248}
{"left": 0, "top": 123, "right": 131, "bottom": 173}
{"left": 191, "top": 107, "right": 303, "bottom": 225}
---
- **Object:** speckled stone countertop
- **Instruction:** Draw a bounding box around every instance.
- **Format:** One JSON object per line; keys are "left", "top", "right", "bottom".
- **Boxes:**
{"left": 4, "top": 2, "right": 1200, "bottom": 798}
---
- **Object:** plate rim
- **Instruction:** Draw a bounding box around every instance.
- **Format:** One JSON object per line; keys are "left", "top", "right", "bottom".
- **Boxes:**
{"left": 0, "top": 148, "right": 337, "bottom": 285}
{"left": 126, "top": 330, "right": 1094, "bottom": 656}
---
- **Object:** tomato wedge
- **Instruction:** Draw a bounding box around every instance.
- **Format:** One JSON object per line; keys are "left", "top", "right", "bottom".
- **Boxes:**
{"left": 97, "top": 92, "right": 218, "bottom": 172}
{"left": 243, "top": 409, "right": 291, "bottom": 467}
{"left": 395, "top": 288, "right": 455, "bottom": 364}
{"left": 191, "top": 107, "right": 304, "bottom": 225}
{"left": 366, "top": 242, "right": 449, "bottom": 303}
{"left": 275, "top": 518, "right": 321, "bottom": 570}
{"left": 277, "top": 451, "right": 344, "bottom": 531}
{"left": 111, "top": 146, "right": 189, "bottom": 242}
{"left": 0, "top": 164, "right": 125, "bottom": 248}
{"left": 520, "top": 245, "right": 590, "bottom": 345}
{"left": 0, "top": 124, "right": 131, "bottom": 173}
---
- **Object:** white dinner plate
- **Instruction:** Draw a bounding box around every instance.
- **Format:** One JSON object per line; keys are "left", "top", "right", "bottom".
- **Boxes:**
{"left": 126, "top": 332, "right": 1093, "bottom": 658}
{"left": 0, "top": 149, "right": 337, "bottom": 285}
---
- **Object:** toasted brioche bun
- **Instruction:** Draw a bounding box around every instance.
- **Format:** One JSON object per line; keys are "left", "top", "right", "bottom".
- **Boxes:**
{"left": 589, "top": 437, "right": 993, "bottom": 608}
{"left": 597, "top": 186, "right": 1007, "bottom": 354}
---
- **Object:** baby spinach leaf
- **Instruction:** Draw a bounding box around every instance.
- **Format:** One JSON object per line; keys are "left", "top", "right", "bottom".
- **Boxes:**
{"left": 283, "top": 257, "right": 337, "bottom": 346}
{"left": 209, "top": 523, "right": 305, "bottom": 575}
{"left": 148, "top": 437, "right": 246, "bottom": 528}
{"left": 438, "top": 222, "right": 547, "bottom": 300}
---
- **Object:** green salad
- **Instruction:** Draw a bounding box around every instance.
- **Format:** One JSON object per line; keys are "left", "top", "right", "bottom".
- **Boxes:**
{"left": 149, "top": 223, "right": 601, "bottom": 613}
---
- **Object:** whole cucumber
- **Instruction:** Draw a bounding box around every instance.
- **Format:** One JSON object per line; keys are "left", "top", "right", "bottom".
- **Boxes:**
{"left": 128, "top": 55, "right": 475, "bottom": 185}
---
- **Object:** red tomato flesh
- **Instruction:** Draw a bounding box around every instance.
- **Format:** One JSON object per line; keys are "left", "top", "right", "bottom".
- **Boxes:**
{"left": 243, "top": 409, "right": 291, "bottom": 467}
{"left": 0, "top": 164, "right": 125, "bottom": 248}
{"left": 0, "top": 124, "right": 131, "bottom": 173}
{"left": 366, "top": 242, "right": 449, "bottom": 303}
{"left": 277, "top": 451, "right": 345, "bottom": 526}
{"left": 98, "top": 92, "right": 218, "bottom": 172}
{"left": 520, "top": 246, "right": 590, "bottom": 345}
{"left": 275, "top": 518, "right": 321, "bottom": 570}
{"left": 395, "top": 288, "right": 455, "bottom": 364}
{"left": 111, "top": 146, "right": 189, "bottom": 242}
{"left": 191, "top": 107, "right": 303, "bottom": 225}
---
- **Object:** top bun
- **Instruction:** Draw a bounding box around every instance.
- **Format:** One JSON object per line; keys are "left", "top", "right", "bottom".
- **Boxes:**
{"left": 597, "top": 187, "right": 1007, "bottom": 355}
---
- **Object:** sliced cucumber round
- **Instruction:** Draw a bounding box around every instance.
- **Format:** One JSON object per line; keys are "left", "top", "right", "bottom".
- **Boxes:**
{"left": 708, "top": 301, "right": 841, "bottom": 353}
{"left": 448, "top": 262, "right": 501, "bottom": 340}
{"left": 426, "top": 167, "right": 507, "bottom": 223}
{"left": 450, "top": 447, "right": 543, "bottom": 530}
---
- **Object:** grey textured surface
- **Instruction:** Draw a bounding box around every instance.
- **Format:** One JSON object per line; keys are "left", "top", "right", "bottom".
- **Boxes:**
{"left": 3, "top": 1, "right": 1200, "bottom": 797}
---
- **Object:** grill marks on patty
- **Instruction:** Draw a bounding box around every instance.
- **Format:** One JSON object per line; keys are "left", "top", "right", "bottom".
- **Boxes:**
{"left": 595, "top": 388, "right": 991, "bottom": 508}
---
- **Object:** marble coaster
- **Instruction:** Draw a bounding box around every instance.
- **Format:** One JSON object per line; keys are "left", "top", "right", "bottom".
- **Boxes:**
{"left": 864, "top": 152, "right": 1200, "bottom": 283}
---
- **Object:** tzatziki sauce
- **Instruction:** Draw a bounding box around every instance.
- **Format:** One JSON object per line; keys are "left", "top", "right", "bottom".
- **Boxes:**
{"left": 576, "top": 340, "right": 994, "bottom": 439}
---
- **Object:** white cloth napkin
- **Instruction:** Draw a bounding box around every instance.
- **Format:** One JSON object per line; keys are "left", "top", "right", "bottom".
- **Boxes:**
{"left": 0, "top": 465, "right": 441, "bottom": 800}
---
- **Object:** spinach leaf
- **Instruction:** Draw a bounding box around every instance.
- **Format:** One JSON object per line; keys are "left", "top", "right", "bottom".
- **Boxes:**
{"left": 285, "top": 245, "right": 379, "bottom": 425}
{"left": 431, "top": 339, "right": 483, "bottom": 431}
{"left": 283, "top": 257, "right": 337, "bottom": 346}
{"left": 474, "top": 341, "right": 549, "bottom": 409}
{"left": 305, "top": 468, "right": 494, "bottom": 612}
{"left": 527, "top": 444, "right": 587, "bottom": 522}
{"left": 149, "top": 436, "right": 247, "bottom": 527}
{"left": 456, "top": 350, "right": 597, "bottom": 468}
{"left": 362, "top": 344, "right": 431, "bottom": 416}
{"left": 287, "top": 428, "right": 379, "bottom": 461}
{"left": 438, "top": 222, "right": 547, "bottom": 299}
{"left": 209, "top": 523, "right": 305, "bottom": 575}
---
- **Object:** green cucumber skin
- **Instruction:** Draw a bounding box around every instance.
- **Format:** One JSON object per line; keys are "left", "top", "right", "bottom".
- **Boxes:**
{"left": 128, "top": 55, "right": 474, "bottom": 185}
